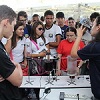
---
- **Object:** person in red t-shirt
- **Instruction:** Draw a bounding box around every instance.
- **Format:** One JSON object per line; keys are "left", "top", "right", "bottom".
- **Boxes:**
{"left": 56, "top": 27, "right": 85, "bottom": 76}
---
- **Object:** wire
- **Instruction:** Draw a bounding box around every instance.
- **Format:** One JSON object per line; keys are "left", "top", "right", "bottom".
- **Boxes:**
{"left": 40, "top": 92, "right": 45, "bottom": 100}
{"left": 43, "top": 93, "right": 49, "bottom": 100}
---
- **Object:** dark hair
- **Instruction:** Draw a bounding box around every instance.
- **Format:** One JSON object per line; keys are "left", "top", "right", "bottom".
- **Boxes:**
{"left": 56, "top": 12, "right": 65, "bottom": 18}
{"left": 40, "top": 16, "right": 44, "bottom": 22}
{"left": 11, "top": 21, "right": 24, "bottom": 49}
{"left": 65, "top": 27, "right": 77, "bottom": 36}
{"left": 92, "top": 16, "right": 100, "bottom": 42}
{"left": 90, "top": 12, "right": 100, "bottom": 21}
{"left": 28, "top": 20, "right": 31, "bottom": 25}
{"left": 68, "top": 17, "right": 74, "bottom": 20}
{"left": 17, "top": 11, "right": 27, "bottom": 21}
{"left": 32, "top": 14, "right": 39, "bottom": 18}
{"left": 0, "top": 5, "right": 16, "bottom": 23}
{"left": 44, "top": 10, "right": 54, "bottom": 17}
{"left": 30, "top": 21, "right": 45, "bottom": 43}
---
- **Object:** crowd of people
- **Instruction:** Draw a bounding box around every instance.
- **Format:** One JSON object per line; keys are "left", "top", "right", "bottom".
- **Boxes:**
{"left": 0, "top": 5, "right": 100, "bottom": 100}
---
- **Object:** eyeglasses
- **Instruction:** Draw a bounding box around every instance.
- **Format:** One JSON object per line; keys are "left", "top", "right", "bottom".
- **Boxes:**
{"left": 38, "top": 28, "right": 44, "bottom": 31}
{"left": 68, "top": 21, "right": 74, "bottom": 23}
{"left": 19, "top": 20, "right": 27, "bottom": 22}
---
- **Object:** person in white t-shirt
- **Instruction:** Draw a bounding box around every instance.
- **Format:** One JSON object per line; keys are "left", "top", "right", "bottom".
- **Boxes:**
{"left": 26, "top": 21, "right": 50, "bottom": 57}
{"left": 43, "top": 10, "right": 62, "bottom": 57}
{"left": 26, "top": 21, "right": 50, "bottom": 100}
{"left": 5, "top": 22, "right": 27, "bottom": 74}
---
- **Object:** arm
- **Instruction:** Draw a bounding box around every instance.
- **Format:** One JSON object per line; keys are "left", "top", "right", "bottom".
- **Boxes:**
{"left": 6, "top": 61, "right": 23, "bottom": 86}
{"left": 49, "top": 35, "right": 61, "bottom": 48}
{"left": 56, "top": 54, "right": 62, "bottom": 76}
{"left": 0, "top": 49, "right": 23, "bottom": 86}
{"left": 71, "top": 26, "right": 86, "bottom": 58}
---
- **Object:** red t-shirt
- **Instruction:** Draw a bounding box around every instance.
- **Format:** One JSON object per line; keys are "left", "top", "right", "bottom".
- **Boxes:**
{"left": 57, "top": 39, "right": 85, "bottom": 70}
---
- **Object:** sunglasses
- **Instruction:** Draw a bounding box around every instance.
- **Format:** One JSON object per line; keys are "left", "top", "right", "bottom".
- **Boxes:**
{"left": 38, "top": 28, "right": 44, "bottom": 31}
{"left": 68, "top": 21, "right": 74, "bottom": 23}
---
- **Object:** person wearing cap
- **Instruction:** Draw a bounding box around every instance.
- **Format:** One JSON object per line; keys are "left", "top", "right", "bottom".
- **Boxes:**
{"left": 56, "top": 12, "right": 68, "bottom": 40}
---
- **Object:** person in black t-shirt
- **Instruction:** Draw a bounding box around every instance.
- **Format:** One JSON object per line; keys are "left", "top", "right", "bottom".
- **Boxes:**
{"left": 0, "top": 5, "right": 23, "bottom": 100}
{"left": 71, "top": 16, "right": 100, "bottom": 100}
{"left": 56, "top": 12, "right": 68, "bottom": 40}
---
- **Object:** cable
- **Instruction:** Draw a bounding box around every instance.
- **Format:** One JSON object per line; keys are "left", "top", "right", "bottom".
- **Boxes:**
{"left": 43, "top": 93, "right": 49, "bottom": 100}
{"left": 40, "top": 92, "right": 45, "bottom": 100}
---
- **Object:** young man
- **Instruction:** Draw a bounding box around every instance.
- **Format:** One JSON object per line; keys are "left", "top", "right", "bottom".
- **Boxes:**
{"left": 56, "top": 12, "right": 68, "bottom": 40}
{"left": 68, "top": 17, "right": 76, "bottom": 28}
{"left": 17, "top": 11, "right": 31, "bottom": 37}
{"left": 0, "top": 5, "right": 23, "bottom": 100}
{"left": 32, "top": 14, "right": 40, "bottom": 24}
{"left": 44, "top": 10, "right": 62, "bottom": 57}
{"left": 90, "top": 12, "right": 100, "bottom": 24}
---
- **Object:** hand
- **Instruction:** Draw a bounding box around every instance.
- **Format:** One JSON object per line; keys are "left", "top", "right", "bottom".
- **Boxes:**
{"left": 39, "top": 52, "right": 46, "bottom": 57}
{"left": 77, "top": 25, "right": 86, "bottom": 37}
{"left": 0, "top": 75, "right": 5, "bottom": 82}
{"left": 20, "top": 63, "right": 26, "bottom": 69}
{"left": 26, "top": 52, "right": 31, "bottom": 57}
{"left": 76, "top": 67, "right": 80, "bottom": 75}
{"left": 56, "top": 70, "right": 61, "bottom": 76}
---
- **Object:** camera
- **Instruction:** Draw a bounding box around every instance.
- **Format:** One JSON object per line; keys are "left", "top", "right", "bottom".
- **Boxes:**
{"left": 76, "top": 18, "right": 91, "bottom": 31}
{"left": 76, "top": 22, "right": 86, "bottom": 29}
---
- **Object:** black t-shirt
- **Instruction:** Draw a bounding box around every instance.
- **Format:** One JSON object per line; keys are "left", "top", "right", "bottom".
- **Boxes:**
{"left": 78, "top": 42, "right": 100, "bottom": 99}
{"left": 0, "top": 41, "right": 21, "bottom": 100}
{"left": 61, "top": 25, "right": 68, "bottom": 40}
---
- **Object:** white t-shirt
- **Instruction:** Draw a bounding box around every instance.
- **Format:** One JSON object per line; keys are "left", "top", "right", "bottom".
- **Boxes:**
{"left": 26, "top": 37, "right": 49, "bottom": 54}
{"left": 1, "top": 37, "right": 7, "bottom": 45}
{"left": 44, "top": 24, "right": 62, "bottom": 56}
{"left": 12, "top": 37, "right": 26, "bottom": 63}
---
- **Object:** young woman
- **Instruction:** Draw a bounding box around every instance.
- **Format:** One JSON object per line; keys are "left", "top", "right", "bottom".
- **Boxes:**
{"left": 71, "top": 16, "right": 100, "bottom": 100}
{"left": 5, "top": 21, "right": 27, "bottom": 71}
{"left": 4, "top": 21, "right": 31, "bottom": 100}
{"left": 56, "top": 27, "right": 85, "bottom": 76}
{"left": 26, "top": 21, "right": 49, "bottom": 58}
{"left": 26, "top": 21, "right": 50, "bottom": 100}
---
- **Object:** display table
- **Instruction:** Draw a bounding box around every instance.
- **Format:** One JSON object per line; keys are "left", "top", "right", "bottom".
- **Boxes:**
{"left": 20, "top": 75, "right": 93, "bottom": 100}
{"left": 40, "top": 88, "right": 93, "bottom": 100}
{"left": 20, "top": 75, "right": 91, "bottom": 88}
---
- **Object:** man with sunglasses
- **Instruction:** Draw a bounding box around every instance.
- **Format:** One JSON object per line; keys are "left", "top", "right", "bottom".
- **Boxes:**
{"left": 68, "top": 17, "right": 76, "bottom": 28}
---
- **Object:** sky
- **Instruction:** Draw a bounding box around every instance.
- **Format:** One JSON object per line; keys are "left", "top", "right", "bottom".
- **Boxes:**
{"left": 0, "top": 0, "right": 99, "bottom": 11}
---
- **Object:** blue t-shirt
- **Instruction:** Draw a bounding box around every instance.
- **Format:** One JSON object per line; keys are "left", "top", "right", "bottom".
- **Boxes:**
{"left": 78, "top": 42, "right": 100, "bottom": 99}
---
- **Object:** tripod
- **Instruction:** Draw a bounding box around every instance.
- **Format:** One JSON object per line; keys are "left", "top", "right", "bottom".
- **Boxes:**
{"left": 67, "top": 72, "right": 76, "bottom": 85}
{"left": 25, "top": 57, "right": 34, "bottom": 85}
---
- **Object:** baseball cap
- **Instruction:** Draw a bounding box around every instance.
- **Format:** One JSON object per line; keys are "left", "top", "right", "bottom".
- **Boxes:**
{"left": 79, "top": 18, "right": 91, "bottom": 29}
